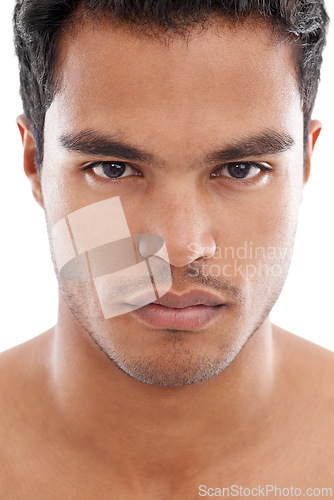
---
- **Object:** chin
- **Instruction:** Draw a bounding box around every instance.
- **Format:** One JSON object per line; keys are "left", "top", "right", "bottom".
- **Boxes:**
{"left": 95, "top": 331, "right": 243, "bottom": 386}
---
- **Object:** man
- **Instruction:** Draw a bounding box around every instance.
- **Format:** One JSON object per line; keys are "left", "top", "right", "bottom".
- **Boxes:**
{"left": 0, "top": 0, "right": 332, "bottom": 497}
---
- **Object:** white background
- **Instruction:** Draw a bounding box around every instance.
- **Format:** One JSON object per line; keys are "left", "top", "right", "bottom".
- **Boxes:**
{"left": 0, "top": 1, "right": 333, "bottom": 352}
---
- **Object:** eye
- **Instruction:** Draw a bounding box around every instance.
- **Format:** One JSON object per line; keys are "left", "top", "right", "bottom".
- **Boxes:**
{"left": 211, "top": 162, "right": 271, "bottom": 180}
{"left": 82, "top": 161, "right": 141, "bottom": 180}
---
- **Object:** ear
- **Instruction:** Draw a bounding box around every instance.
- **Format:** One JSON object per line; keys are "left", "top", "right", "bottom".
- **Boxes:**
{"left": 16, "top": 115, "right": 44, "bottom": 209}
{"left": 303, "top": 119, "right": 322, "bottom": 185}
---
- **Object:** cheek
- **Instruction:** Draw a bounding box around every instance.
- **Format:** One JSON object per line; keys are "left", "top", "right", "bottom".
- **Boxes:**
{"left": 207, "top": 168, "right": 303, "bottom": 287}
{"left": 260, "top": 169, "right": 303, "bottom": 248}
{"left": 41, "top": 158, "right": 100, "bottom": 229}
{"left": 224, "top": 171, "right": 303, "bottom": 249}
{"left": 45, "top": 194, "right": 173, "bottom": 325}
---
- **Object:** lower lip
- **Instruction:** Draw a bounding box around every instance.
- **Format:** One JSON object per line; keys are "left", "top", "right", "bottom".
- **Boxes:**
{"left": 130, "top": 303, "right": 225, "bottom": 331}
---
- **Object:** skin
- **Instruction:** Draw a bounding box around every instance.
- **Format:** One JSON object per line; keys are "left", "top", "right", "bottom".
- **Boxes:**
{"left": 0, "top": 18, "right": 334, "bottom": 499}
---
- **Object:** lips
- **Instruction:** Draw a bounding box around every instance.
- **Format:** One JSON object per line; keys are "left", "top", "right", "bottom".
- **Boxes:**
{"left": 153, "top": 290, "right": 225, "bottom": 308}
{"left": 128, "top": 289, "right": 227, "bottom": 330}
{"left": 125, "top": 288, "right": 225, "bottom": 309}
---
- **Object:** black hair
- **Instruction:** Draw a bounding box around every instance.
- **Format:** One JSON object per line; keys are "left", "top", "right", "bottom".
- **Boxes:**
{"left": 13, "top": 0, "right": 329, "bottom": 169}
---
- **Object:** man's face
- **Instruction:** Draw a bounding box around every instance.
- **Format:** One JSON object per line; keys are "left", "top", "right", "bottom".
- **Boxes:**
{"left": 41, "top": 19, "right": 305, "bottom": 386}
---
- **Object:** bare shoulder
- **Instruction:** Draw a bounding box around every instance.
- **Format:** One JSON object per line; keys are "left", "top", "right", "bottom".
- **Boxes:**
{"left": 273, "top": 323, "right": 334, "bottom": 409}
{"left": 0, "top": 330, "right": 54, "bottom": 489}
{"left": 271, "top": 324, "right": 334, "bottom": 479}
{"left": 0, "top": 328, "right": 54, "bottom": 427}
{"left": 0, "top": 328, "right": 53, "bottom": 402}
{"left": 273, "top": 323, "right": 334, "bottom": 384}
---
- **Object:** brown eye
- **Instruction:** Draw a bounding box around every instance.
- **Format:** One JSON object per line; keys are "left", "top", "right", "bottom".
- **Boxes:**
{"left": 227, "top": 163, "right": 254, "bottom": 179}
{"left": 212, "top": 162, "right": 270, "bottom": 180}
{"left": 86, "top": 161, "right": 141, "bottom": 180}
{"left": 99, "top": 162, "right": 127, "bottom": 178}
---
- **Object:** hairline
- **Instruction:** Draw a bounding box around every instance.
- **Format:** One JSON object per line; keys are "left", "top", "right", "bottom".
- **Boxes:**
{"left": 38, "top": 12, "right": 306, "bottom": 171}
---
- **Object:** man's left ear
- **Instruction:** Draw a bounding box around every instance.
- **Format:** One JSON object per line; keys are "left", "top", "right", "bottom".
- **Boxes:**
{"left": 304, "top": 119, "right": 322, "bottom": 185}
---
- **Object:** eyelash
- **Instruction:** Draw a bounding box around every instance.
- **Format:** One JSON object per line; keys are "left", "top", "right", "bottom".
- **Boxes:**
{"left": 81, "top": 161, "right": 142, "bottom": 184}
{"left": 81, "top": 160, "right": 272, "bottom": 184}
{"left": 211, "top": 161, "right": 272, "bottom": 184}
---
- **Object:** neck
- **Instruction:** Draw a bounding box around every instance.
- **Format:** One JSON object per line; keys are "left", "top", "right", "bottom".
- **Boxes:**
{"left": 49, "top": 293, "right": 277, "bottom": 480}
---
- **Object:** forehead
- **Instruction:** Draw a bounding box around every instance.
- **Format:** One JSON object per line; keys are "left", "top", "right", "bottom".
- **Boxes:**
{"left": 47, "top": 19, "right": 302, "bottom": 152}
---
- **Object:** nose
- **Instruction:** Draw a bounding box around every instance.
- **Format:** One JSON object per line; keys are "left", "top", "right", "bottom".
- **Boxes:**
{"left": 137, "top": 190, "right": 217, "bottom": 268}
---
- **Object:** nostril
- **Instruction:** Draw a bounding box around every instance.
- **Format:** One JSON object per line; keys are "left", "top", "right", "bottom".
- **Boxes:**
{"left": 135, "top": 233, "right": 165, "bottom": 259}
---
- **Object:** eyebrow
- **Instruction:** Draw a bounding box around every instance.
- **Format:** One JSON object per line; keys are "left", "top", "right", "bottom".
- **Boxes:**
{"left": 59, "top": 129, "right": 155, "bottom": 163}
{"left": 59, "top": 128, "right": 295, "bottom": 166}
{"left": 206, "top": 130, "right": 295, "bottom": 164}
